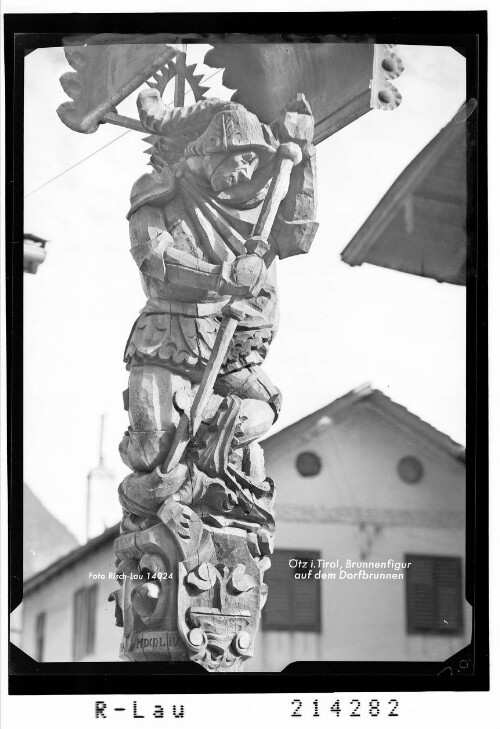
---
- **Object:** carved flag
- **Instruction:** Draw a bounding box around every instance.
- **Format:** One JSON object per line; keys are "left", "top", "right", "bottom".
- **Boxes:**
{"left": 56, "top": 36, "right": 404, "bottom": 143}
{"left": 204, "top": 41, "right": 404, "bottom": 144}
{"left": 57, "top": 35, "right": 179, "bottom": 133}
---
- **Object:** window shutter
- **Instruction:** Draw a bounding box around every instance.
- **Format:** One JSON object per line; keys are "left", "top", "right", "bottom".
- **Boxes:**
{"left": 406, "top": 556, "right": 435, "bottom": 632}
{"left": 262, "top": 551, "right": 293, "bottom": 629}
{"left": 262, "top": 550, "right": 320, "bottom": 632}
{"left": 73, "top": 585, "right": 98, "bottom": 660}
{"left": 73, "top": 588, "right": 86, "bottom": 660}
{"left": 86, "top": 584, "right": 98, "bottom": 655}
{"left": 435, "top": 557, "right": 463, "bottom": 633}
{"left": 292, "top": 576, "right": 321, "bottom": 631}
{"left": 35, "top": 612, "right": 45, "bottom": 662}
{"left": 265, "top": 575, "right": 294, "bottom": 627}
{"left": 406, "top": 554, "right": 463, "bottom": 635}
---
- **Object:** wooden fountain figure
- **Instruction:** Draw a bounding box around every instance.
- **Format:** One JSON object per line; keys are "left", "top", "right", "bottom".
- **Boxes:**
{"left": 112, "top": 87, "right": 318, "bottom": 670}
{"left": 56, "top": 40, "right": 318, "bottom": 670}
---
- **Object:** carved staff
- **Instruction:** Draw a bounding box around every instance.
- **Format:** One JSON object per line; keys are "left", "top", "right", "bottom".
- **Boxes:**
{"left": 163, "top": 142, "right": 303, "bottom": 473}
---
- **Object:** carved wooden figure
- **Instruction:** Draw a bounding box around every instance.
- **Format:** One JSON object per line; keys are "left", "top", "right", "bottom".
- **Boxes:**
{"left": 112, "top": 88, "right": 318, "bottom": 670}
{"left": 57, "top": 41, "right": 320, "bottom": 671}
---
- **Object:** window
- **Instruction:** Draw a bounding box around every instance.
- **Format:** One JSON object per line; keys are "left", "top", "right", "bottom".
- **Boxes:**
{"left": 73, "top": 584, "right": 98, "bottom": 660}
{"left": 406, "top": 554, "right": 463, "bottom": 635}
{"left": 296, "top": 451, "right": 322, "bottom": 477}
{"left": 397, "top": 456, "right": 424, "bottom": 484}
{"left": 262, "top": 550, "right": 321, "bottom": 632}
{"left": 35, "top": 612, "right": 45, "bottom": 662}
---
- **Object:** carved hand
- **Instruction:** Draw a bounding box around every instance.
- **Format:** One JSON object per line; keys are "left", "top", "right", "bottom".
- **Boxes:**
{"left": 302, "top": 143, "right": 316, "bottom": 162}
{"left": 222, "top": 254, "right": 267, "bottom": 298}
{"left": 137, "top": 88, "right": 171, "bottom": 131}
{"left": 277, "top": 142, "right": 303, "bottom": 167}
{"left": 273, "top": 93, "right": 315, "bottom": 148}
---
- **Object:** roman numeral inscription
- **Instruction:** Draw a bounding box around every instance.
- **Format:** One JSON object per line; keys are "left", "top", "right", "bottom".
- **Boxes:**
{"left": 135, "top": 631, "right": 181, "bottom": 651}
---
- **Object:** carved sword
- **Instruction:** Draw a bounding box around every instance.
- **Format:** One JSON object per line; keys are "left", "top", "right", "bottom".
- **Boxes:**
{"left": 162, "top": 142, "right": 303, "bottom": 473}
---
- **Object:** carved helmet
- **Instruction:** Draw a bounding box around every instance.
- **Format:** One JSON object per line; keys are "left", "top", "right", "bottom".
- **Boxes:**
{"left": 184, "top": 108, "right": 278, "bottom": 161}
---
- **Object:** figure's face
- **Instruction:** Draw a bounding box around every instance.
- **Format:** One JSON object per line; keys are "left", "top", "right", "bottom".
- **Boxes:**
{"left": 208, "top": 150, "right": 259, "bottom": 192}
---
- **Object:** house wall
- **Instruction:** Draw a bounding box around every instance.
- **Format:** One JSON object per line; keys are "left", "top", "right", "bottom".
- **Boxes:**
{"left": 265, "top": 402, "right": 465, "bottom": 520}
{"left": 21, "top": 542, "right": 121, "bottom": 662}
{"left": 21, "top": 521, "right": 470, "bottom": 668}
{"left": 244, "top": 402, "right": 469, "bottom": 670}
{"left": 245, "top": 522, "right": 470, "bottom": 672}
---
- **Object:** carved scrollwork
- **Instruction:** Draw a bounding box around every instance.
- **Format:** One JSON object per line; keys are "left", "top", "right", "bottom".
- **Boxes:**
{"left": 186, "top": 562, "right": 219, "bottom": 592}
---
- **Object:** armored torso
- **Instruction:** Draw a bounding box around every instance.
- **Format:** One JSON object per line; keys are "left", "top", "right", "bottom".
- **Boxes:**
{"left": 125, "top": 164, "right": 279, "bottom": 378}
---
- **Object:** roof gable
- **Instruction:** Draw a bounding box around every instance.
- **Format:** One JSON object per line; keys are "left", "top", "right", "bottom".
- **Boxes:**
{"left": 341, "top": 106, "right": 467, "bottom": 285}
{"left": 263, "top": 384, "right": 464, "bottom": 463}
{"left": 23, "top": 484, "right": 79, "bottom": 580}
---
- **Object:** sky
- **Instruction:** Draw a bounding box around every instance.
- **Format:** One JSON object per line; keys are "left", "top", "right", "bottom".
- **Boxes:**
{"left": 23, "top": 42, "right": 466, "bottom": 542}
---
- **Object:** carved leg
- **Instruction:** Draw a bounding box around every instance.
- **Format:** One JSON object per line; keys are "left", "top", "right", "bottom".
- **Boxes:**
{"left": 215, "top": 364, "right": 282, "bottom": 425}
{"left": 115, "top": 364, "right": 199, "bottom": 661}
{"left": 194, "top": 363, "right": 281, "bottom": 471}
{"left": 119, "top": 364, "right": 194, "bottom": 472}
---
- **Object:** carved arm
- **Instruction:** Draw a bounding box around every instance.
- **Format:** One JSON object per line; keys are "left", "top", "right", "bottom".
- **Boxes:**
{"left": 163, "top": 244, "right": 267, "bottom": 298}
{"left": 129, "top": 219, "right": 266, "bottom": 298}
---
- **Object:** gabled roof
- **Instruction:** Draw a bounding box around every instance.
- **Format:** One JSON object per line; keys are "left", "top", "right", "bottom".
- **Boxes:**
{"left": 23, "top": 522, "right": 119, "bottom": 597}
{"left": 23, "top": 484, "right": 79, "bottom": 580}
{"left": 23, "top": 384, "right": 464, "bottom": 594}
{"left": 264, "top": 383, "right": 465, "bottom": 464}
{"left": 341, "top": 106, "right": 468, "bottom": 285}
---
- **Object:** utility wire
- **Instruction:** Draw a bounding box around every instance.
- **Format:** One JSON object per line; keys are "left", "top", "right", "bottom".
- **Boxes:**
{"left": 24, "top": 67, "right": 223, "bottom": 199}
{"left": 24, "top": 129, "right": 132, "bottom": 198}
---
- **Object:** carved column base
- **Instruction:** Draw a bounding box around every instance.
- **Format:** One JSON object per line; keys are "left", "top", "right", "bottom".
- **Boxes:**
{"left": 112, "top": 496, "right": 272, "bottom": 672}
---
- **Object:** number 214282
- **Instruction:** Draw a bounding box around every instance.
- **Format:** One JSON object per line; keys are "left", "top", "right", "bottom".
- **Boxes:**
{"left": 291, "top": 699, "right": 399, "bottom": 718}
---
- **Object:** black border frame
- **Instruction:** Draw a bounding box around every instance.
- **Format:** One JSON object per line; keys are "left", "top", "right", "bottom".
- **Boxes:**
{"left": 4, "top": 11, "right": 489, "bottom": 694}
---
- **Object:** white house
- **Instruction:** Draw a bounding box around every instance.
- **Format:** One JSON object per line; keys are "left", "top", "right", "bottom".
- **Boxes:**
{"left": 19, "top": 384, "right": 470, "bottom": 670}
